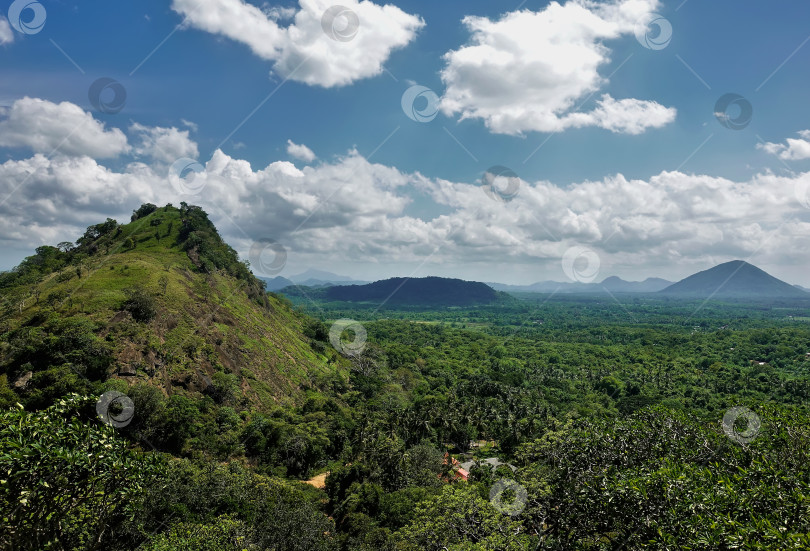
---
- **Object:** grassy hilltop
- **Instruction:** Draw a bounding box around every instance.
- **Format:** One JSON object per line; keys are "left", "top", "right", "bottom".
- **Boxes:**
{"left": 0, "top": 202, "right": 344, "bottom": 411}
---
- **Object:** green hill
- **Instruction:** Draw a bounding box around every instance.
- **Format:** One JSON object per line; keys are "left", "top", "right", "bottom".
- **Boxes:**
{"left": 283, "top": 276, "right": 508, "bottom": 307}
{"left": 0, "top": 203, "right": 339, "bottom": 411}
{"left": 660, "top": 260, "right": 808, "bottom": 298}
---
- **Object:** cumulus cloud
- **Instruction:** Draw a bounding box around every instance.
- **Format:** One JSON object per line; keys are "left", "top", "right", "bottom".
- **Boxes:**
{"left": 170, "top": 0, "right": 424, "bottom": 88}
{"left": 0, "top": 17, "right": 13, "bottom": 45}
{"left": 759, "top": 130, "right": 810, "bottom": 161}
{"left": 131, "top": 123, "right": 199, "bottom": 164}
{"left": 439, "top": 0, "right": 676, "bottom": 135}
{"left": 286, "top": 139, "right": 316, "bottom": 162}
{"left": 0, "top": 98, "right": 129, "bottom": 158}
{"left": 2, "top": 140, "right": 810, "bottom": 283}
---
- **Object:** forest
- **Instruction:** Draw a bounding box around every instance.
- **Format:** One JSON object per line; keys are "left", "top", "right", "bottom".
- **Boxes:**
{"left": 1, "top": 205, "right": 809, "bottom": 550}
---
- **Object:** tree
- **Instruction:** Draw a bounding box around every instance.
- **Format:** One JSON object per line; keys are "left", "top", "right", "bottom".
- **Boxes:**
{"left": 393, "top": 484, "right": 532, "bottom": 550}
{"left": 0, "top": 395, "right": 159, "bottom": 551}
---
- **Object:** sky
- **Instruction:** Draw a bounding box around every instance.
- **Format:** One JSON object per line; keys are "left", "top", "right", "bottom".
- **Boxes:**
{"left": 1, "top": 0, "right": 810, "bottom": 285}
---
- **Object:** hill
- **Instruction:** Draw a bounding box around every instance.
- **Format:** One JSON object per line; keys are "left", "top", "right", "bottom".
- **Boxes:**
{"left": 0, "top": 203, "right": 338, "bottom": 410}
{"left": 660, "top": 260, "right": 808, "bottom": 298}
{"left": 300, "top": 276, "right": 506, "bottom": 306}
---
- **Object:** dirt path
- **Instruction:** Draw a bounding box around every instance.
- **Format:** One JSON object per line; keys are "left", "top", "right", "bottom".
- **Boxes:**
{"left": 304, "top": 472, "right": 328, "bottom": 489}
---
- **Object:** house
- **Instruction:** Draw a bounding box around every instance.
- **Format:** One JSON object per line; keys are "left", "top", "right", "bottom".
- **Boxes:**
{"left": 442, "top": 452, "right": 469, "bottom": 481}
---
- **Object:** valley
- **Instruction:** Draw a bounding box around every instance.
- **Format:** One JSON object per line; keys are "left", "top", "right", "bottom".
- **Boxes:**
{"left": 1, "top": 205, "right": 809, "bottom": 550}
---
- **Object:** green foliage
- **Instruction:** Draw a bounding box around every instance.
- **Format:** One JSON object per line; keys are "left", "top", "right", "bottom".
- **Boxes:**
{"left": 123, "top": 459, "right": 335, "bottom": 551}
{"left": 140, "top": 515, "right": 254, "bottom": 551}
{"left": 3, "top": 315, "right": 112, "bottom": 408}
{"left": 0, "top": 395, "right": 159, "bottom": 551}
{"left": 131, "top": 203, "right": 158, "bottom": 221}
{"left": 122, "top": 286, "right": 157, "bottom": 323}
{"left": 393, "top": 484, "right": 532, "bottom": 550}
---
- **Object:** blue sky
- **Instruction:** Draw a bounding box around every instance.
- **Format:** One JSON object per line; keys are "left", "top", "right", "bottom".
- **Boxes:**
{"left": 2, "top": 0, "right": 810, "bottom": 285}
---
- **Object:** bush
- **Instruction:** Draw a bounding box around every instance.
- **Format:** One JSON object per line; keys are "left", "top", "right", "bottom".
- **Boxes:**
{"left": 123, "top": 286, "right": 157, "bottom": 323}
{"left": 131, "top": 203, "right": 158, "bottom": 221}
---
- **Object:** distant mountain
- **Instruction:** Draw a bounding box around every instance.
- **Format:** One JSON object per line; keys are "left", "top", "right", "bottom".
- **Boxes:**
{"left": 289, "top": 269, "right": 368, "bottom": 286}
{"left": 323, "top": 276, "right": 504, "bottom": 306}
{"left": 488, "top": 276, "right": 672, "bottom": 294}
{"left": 661, "top": 261, "right": 809, "bottom": 298}
{"left": 601, "top": 276, "right": 673, "bottom": 293}
{"left": 263, "top": 276, "right": 295, "bottom": 291}
{"left": 297, "top": 278, "right": 371, "bottom": 287}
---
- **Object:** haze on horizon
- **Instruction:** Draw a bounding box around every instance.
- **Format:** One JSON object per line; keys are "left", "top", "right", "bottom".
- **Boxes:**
{"left": 2, "top": 0, "right": 810, "bottom": 286}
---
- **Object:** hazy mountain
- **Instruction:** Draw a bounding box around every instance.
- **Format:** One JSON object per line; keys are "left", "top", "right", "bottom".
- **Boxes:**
{"left": 661, "top": 260, "right": 808, "bottom": 298}
{"left": 488, "top": 276, "right": 673, "bottom": 294}
{"left": 263, "top": 276, "right": 295, "bottom": 291}
{"left": 601, "top": 276, "right": 673, "bottom": 293}
{"left": 289, "top": 269, "right": 368, "bottom": 286}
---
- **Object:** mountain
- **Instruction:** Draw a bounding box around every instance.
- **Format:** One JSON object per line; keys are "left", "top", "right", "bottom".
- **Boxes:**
{"left": 263, "top": 275, "right": 295, "bottom": 291}
{"left": 289, "top": 269, "right": 369, "bottom": 287}
{"left": 488, "top": 276, "right": 672, "bottom": 294}
{"left": 0, "top": 203, "right": 334, "bottom": 409}
{"left": 601, "top": 276, "right": 673, "bottom": 293}
{"left": 661, "top": 260, "right": 809, "bottom": 298}
{"left": 292, "top": 276, "right": 506, "bottom": 306}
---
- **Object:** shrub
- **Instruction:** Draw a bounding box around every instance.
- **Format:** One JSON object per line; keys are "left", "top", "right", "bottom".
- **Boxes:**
{"left": 123, "top": 286, "right": 157, "bottom": 323}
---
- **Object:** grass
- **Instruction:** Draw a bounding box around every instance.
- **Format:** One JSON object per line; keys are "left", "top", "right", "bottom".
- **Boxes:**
{"left": 1, "top": 204, "right": 346, "bottom": 410}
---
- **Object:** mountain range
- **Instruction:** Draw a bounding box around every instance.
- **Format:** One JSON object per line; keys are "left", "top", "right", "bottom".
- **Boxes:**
{"left": 487, "top": 276, "right": 673, "bottom": 294}
{"left": 276, "top": 260, "right": 809, "bottom": 302}
{"left": 262, "top": 269, "right": 369, "bottom": 291}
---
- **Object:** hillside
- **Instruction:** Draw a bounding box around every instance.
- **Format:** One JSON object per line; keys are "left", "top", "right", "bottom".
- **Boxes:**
{"left": 320, "top": 276, "right": 505, "bottom": 306}
{"left": 0, "top": 203, "right": 338, "bottom": 411}
{"left": 661, "top": 260, "right": 808, "bottom": 298}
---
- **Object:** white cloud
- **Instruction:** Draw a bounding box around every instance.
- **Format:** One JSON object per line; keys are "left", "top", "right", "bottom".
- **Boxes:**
{"left": 286, "top": 139, "right": 316, "bottom": 162}
{"left": 0, "top": 98, "right": 130, "bottom": 158}
{"left": 439, "top": 0, "right": 676, "bottom": 135}
{"left": 759, "top": 130, "right": 810, "bottom": 161}
{"left": 181, "top": 118, "right": 199, "bottom": 132}
{"left": 170, "top": 0, "right": 424, "bottom": 88}
{"left": 0, "top": 17, "right": 13, "bottom": 45}
{"left": 130, "top": 123, "right": 199, "bottom": 164}
{"left": 2, "top": 142, "right": 810, "bottom": 284}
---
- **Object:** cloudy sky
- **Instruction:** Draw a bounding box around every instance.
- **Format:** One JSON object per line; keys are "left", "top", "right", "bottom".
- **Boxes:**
{"left": 1, "top": 0, "right": 810, "bottom": 285}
